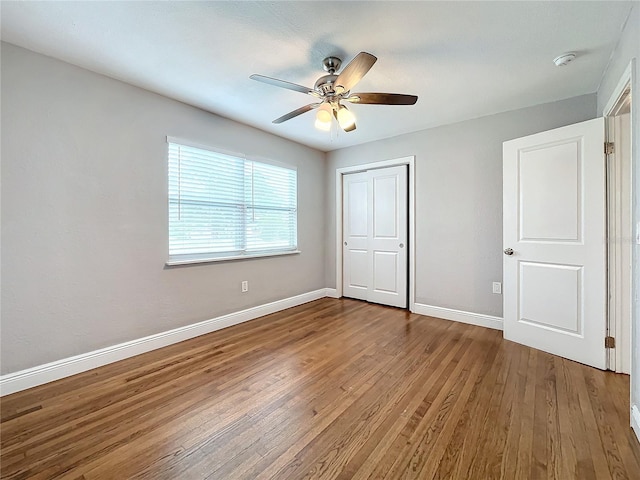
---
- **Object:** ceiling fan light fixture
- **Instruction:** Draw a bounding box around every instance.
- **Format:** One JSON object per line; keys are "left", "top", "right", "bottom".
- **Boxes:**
{"left": 315, "top": 104, "right": 332, "bottom": 131}
{"left": 336, "top": 105, "right": 356, "bottom": 130}
{"left": 250, "top": 51, "right": 417, "bottom": 134}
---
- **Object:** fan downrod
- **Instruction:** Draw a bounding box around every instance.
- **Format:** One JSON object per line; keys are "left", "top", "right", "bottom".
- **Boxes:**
{"left": 322, "top": 56, "right": 342, "bottom": 75}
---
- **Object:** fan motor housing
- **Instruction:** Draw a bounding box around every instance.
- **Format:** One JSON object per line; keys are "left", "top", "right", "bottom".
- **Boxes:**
{"left": 314, "top": 74, "right": 338, "bottom": 95}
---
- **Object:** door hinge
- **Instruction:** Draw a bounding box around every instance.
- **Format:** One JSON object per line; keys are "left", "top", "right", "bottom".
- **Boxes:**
{"left": 605, "top": 336, "right": 615, "bottom": 348}
{"left": 605, "top": 142, "right": 614, "bottom": 155}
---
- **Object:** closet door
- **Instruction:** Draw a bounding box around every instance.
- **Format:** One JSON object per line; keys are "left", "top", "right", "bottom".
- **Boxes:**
{"left": 342, "top": 171, "right": 369, "bottom": 301}
{"left": 343, "top": 166, "right": 408, "bottom": 308}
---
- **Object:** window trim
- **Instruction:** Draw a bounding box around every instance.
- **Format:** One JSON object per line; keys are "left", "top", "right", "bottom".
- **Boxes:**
{"left": 165, "top": 249, "right": 301, "bottom": 266}
{"left": 166, "top": 137, "right": 299, "bottom": 265}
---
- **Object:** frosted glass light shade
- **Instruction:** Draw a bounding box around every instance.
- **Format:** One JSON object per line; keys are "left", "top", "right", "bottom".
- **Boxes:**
{"left": 315, "top": 105, "right": 332, "bottom": 131}
{"left": 337, "top": 106, "right": 355, "bottom": 129}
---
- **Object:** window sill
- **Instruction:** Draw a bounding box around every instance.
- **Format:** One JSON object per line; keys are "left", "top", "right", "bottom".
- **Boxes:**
{"left": 165, "top": 250, "right": 301, "bottom": 266}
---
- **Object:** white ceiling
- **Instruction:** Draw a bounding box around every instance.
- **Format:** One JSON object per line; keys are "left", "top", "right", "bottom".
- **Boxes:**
{"left": 0, "top": 1, "right": 634, "bottom": 152}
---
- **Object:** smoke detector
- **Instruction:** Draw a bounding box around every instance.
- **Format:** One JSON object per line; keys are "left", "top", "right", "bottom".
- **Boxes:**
{"left": 553, "top": 53, "right": 576, "bottom": 67}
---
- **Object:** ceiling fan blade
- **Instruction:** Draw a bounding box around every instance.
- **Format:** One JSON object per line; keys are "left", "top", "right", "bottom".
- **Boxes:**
{"left": 250, "top": 74, "right": 319, "bottom": 97}
{"left": 272, "top": 103, "right": 321, "bottom": 124}
{"left": 345, "top": 93, "right": 418, "bottom": 105}
{"left": 334, "top": 52, "right": 377, "bottom": 93}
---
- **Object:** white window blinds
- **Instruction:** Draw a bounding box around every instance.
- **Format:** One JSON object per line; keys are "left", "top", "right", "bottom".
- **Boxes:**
{"left": 168, "top": 142, "right": 297, "bottom": 261}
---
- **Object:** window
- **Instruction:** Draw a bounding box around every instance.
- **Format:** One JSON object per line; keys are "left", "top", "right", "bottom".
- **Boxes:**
{"left": 167, "top": 140, "right": 298, "bottom": 264}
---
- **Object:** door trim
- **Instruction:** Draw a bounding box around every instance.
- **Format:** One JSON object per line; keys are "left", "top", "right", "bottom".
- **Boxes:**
{"left": 603, "top": 60, "right": 634, "bottom": 374}
{"left": 335, "top": 156, "right": 416, "bottom": 311}
{"left": 602, "top": 58, "right": 638, "bottom": 443}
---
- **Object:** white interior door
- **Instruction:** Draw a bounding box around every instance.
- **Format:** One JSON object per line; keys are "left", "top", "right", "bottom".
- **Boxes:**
{"left": 503, "top": 117, "right": 607, "bottom": 369}
{"left": 343, "top": 166, "right": 408, "bottom": 308}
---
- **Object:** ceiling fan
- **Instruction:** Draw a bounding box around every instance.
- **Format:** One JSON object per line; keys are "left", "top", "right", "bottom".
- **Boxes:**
{"left": 250, "top": 52, "right": 418, "bottom": 132}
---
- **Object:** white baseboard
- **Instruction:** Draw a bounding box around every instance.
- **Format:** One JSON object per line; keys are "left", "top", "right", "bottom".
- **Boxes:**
{"left": 325, "top": 288, "right": 339, "bottom": 298}
{"left": 0, "top": 289, "right": 328, "bottom": 396}
{"left": 413, "top": 303, "right": 503, "bottom": 331}
{"left": 632, "top": 405, "right": 640, "bottom": 443}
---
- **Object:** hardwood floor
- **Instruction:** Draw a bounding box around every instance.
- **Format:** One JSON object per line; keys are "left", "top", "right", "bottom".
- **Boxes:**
{"left": 2, "top": 298, "right": 639, "bottom": 479}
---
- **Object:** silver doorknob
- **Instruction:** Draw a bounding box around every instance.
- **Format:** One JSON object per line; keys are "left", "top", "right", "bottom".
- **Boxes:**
{"left": 504, "top": 248, "right": 514, "bottom": 256}
{"left": 344, "top": 241, "right": 347, "bottom": 246}
{"left": 399, "top": 243, "right": 404, "bottom": 248}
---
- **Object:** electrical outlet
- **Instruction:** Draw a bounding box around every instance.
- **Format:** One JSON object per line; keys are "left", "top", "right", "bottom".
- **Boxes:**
{"left": 241, "top": 280, "right": 249, "bottom": 293}
{"left": 492, "top": 282, "right": 502, "bottom": 294}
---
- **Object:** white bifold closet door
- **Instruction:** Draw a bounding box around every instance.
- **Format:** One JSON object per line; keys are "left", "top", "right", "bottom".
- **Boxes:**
{"left": 343, "top": 165, "right": 408, "bottom": 308}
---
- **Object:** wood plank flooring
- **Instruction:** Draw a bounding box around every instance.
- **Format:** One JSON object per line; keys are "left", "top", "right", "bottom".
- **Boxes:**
{"left": 2, "top": 298, "right": 639, "bottom": 479}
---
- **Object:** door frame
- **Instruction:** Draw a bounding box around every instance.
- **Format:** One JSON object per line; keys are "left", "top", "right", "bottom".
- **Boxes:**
{"left": 603, "top": 60, "right": 634, "bottom": 374}
{"left": 603, "top": 59, "right": 638, "bottom": 442}
{"left": 335, "top": 156, "right": 416, "bottom": 311}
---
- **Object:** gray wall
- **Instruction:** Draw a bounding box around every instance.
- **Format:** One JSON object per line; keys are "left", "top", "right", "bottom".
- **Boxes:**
{"left": 1, "top": 43, "right": 326, "bottom": 374}
{"left": 596, "top": 5, "right": 640, "bottom": 427}
{"left": 326, "top": 94, "right": 596, "bottom": 317}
